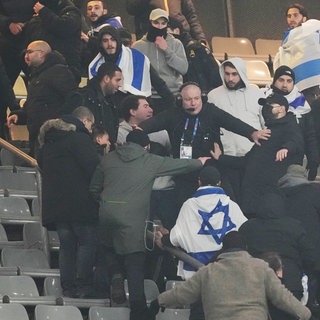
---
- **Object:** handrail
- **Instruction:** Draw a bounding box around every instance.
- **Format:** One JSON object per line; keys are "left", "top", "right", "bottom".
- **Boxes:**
{"left": 147, "top": 230, "right": 204, "bottom": 271}
{"left": 0, "top": 138, "right": 38, "bottom": 168}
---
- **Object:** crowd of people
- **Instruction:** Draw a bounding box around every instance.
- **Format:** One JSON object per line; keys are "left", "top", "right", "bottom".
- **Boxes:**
{"left": 1, "top": 1, "right": 320, "bottom": 320}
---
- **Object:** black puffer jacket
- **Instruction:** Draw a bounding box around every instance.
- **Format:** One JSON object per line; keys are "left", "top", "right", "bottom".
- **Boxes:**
{"left": 24, "top": 0, "right": 81, "bottom": 81}
{"left": 11, "top": 51, "right": 77, "bottom": 148}
{"left": 240, "top": 113, "right": 304, "bottom": 215}
{"left": 239, "top": 193, "right": 320, "bottom": 298}
{"left": 38, "top": 116, "right": 99, "bottom": 230}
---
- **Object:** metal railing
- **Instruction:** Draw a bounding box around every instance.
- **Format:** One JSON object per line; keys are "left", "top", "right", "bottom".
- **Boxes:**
{"left": 0, "top": 138, "right": 50, "bottom": 265}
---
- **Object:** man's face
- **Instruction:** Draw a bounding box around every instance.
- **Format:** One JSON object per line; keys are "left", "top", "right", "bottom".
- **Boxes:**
{"left": 87, "top": 1, "right": 107, "bottom": 22}
{"left": 224, "top": 65, "right": 241, "bottom": 89}
{"left": 131, "top": 99, "right": 153, "bottom": 124}
{"left": 84, "top": 117, "right": 94, "bottom": 133}
{"left": 273, "top": 75, "right": 294, "bottom": 94}
{"left": 104, "top": 71, "right": 122, "bottom": 94}
{"left": 24, "top": 44, "right": 45, "bottom": 67}
{"left": 96, "top": 133, "right": 111, "bottom": 153}
{"left": 101, "top": 33, "right": 117, "bottom": 55}
{"left": 286, "top": 8, "right": 306, "bottom": 29}
{"left": 151, "top": 17, "right": 168, "bottom": 29}
{"left": 181, "top": 85, "right": 203, "bottom": 116}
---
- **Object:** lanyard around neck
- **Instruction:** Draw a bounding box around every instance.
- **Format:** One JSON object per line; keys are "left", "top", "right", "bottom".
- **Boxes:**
{"left": 181, "top": 117, "right": 199, "bottom": 145}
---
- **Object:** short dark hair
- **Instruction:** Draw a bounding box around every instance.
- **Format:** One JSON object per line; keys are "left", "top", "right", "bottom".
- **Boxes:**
{"left": 286, "top": 3, "right": 308, "bottom": 18}
{"left": 96, "top": 62, "right": 122, "bottom": 81}
{"left": 92, "top": 124, "right": 108, "bottom": 141}
{"left": 120, "top": 94, "right": 148, "bottom": 122}
{"left": 86, "top": 0, "right": 107, "bottom": 9}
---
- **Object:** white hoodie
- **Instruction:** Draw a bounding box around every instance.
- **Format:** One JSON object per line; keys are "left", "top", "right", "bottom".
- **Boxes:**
{"left": 207, "top": 57, "right": 265, "bottom": 156}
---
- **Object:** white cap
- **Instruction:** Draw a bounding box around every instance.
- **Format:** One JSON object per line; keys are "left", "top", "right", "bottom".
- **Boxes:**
{"left": 149, "top": 8, "right": 169, "bottom": 21}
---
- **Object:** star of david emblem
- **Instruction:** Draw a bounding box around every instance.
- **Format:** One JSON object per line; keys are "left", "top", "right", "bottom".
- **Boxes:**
{"left": 197, "top": 200, "right": 236, "bottom": 244}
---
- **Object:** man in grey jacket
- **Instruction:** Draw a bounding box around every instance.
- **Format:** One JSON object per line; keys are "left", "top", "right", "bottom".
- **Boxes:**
{"left": 150, "top": 231, "right": 312, "bottom": 320}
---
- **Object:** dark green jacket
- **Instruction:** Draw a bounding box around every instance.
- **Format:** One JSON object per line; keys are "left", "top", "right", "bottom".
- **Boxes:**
{"left": 89, "top": 142, "right": 202, "bottom": 254}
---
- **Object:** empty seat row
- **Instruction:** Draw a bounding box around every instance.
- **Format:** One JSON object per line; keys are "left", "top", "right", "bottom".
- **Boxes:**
{"left": 211, "top": 36, "right": 281, "bottom": 62}
{"left": 0, "top": 303, "right": 190, "bottom": 320}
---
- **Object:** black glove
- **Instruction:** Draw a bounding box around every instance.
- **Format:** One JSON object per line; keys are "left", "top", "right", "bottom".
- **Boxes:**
{"left": 149, "top": 299, "right": 165, "bottom": 317}
{"left": 307, "top": 162, "right": 318, "bottom": 181}
{"left": 149, "top": 299, "right": 160, "bottom": 317}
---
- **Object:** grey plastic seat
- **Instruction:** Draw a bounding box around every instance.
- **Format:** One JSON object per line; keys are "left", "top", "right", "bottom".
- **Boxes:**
{"left": 156, "top": 308, "right": 190, "bottom": 320}
{"left": 0, "top": 303, "right": 29, "bottom": 320}
{"left": 0, "top": 197, "right": 39, "bottom": 225}
{"left": 43, "top": 276, "right": 62, "bottom": 297}
{"left": 31, "top": 198, "right": 41, "bottom": 216}
{"left": 124, "top": 279, "right": 159, "bottom": 304}
{"left": 34, "top": 304, "right": 83, "bottom": 320}
{"left": 23, "top": 222, "right": 60, "bottom": 251}
{"left": 0, "top": 149, "right": 27, "bottom": 166}
{"left": 165, "top": 280, "right": 184, "bottom": 291}
{"left": 89, "top": 306, "right": 130, "bottom": 320}
{"left": 0, "top": 275, "right": 39, "bottom": 298}
{"left": 0, "top": 169, "right": 38, "bottom": 199}
{"left": 1, "top": 247, "right": 50, "bottom": 269}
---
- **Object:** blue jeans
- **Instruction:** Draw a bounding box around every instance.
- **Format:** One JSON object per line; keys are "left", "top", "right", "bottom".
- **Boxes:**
{"left": 56, "top": 222, "right": 98, "bottom": 296}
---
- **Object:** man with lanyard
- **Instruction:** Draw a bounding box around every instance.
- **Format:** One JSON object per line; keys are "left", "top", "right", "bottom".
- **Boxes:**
{"left": 140, "top": 81, "right": 271, "bottom": 206}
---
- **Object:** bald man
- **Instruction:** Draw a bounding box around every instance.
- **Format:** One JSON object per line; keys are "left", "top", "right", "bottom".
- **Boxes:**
{"left": 7, "top": 40, "right": 77, "bottom": 156}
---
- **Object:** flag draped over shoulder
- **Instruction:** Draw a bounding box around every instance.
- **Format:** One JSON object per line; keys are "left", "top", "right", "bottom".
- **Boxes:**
{"left": 88, "top": 45, "right": 152, "bottom": 96}
{"left": 274, "top": 19, "right": 320, "bottom": 91}
{"left": 170, "top": 186, "right": 247, "bottom": 279}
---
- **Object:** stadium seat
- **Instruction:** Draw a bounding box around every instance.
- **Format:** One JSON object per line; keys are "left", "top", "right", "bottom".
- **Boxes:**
{"left": 43, "top": 276, "right": 62, "bottom": 297}
{"left": 0, "top": 197, "right": 39, "bottom": 225}
{"left": 0, "top": 275, "right": 39, "bottom": 298}
{"left": 211, "top": 36, "right": 256, "bottom": 61}
{"left": 0, "top": 168, "right": 38, "bottom": 200}
{"left": 165, "top": 280, "right": 184, "bottom": 291}
{"left": 89, "top": 306, "right": 130, "bottom": 320}
{"left": 156, "top": 308, "right": 190, "bottom": 320}
{"left": 244, "top": 60, "right": 272, "bottom": 87}
{"left": 124, "top": 279, "right": 159, "bottom": 305}
{"left": 23, "top": 222, "right": 60, "bottom": 251}
{"left": 0, "top": 303, "right": 29, "bottom": 320}
{"left": 34, "top": 304, "right": 83, "bottom": 320}
{"left": 255, "top": 38, "right": 281, "bottom": 61}
{"left": 1, "top": 247, "right": 60, "bottom": 279}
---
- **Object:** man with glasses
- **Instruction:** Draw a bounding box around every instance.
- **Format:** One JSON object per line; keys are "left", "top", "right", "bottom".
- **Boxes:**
{"left": 7, "top": 40, "right": 77, "bottom": 156}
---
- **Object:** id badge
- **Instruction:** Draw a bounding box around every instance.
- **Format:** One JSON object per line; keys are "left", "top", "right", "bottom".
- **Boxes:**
{"left": 180, "top": 145, "right": 192, "bottom": 159}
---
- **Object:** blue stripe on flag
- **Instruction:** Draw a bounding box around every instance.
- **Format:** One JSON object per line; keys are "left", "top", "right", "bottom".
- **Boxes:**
{"left": 131, "top": 48, "right": 145, "bottom": 91}
{"left": 293, "top": 59, "right": 320, "bottom": 83}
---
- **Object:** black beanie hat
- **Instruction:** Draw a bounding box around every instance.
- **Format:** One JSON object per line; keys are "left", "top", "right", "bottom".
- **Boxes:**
{"left": 199, "top": 166, "right": 221, "bottom": 186}
{"left": 222, "top": 231, "right": 247, "bottom": 251}
{"left": 273, "top": 65, "right": 295, "bottom": 84}
{"left": 126, "top": 130, "right": 150, "bottom": 147}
